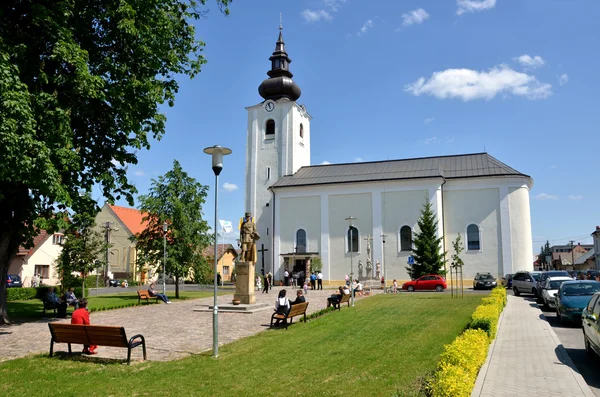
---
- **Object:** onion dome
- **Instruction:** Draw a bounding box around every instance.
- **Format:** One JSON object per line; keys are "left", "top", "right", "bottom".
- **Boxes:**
{"left": 258, "top": 26, "right": 301, "bottom": 101}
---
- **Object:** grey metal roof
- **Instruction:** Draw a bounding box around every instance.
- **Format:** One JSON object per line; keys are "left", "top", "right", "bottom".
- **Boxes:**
{"left": 271, "top": 153, "right": 530, "bottom": 189}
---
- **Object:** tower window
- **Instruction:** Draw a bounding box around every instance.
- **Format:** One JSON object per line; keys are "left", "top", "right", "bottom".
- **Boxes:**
{"left": 267, "top": 167, "right": 271, "bottom": 180}
{"left": 266, "top": 119, "right": 275, "bottom": 137}
{"left": 299, "top": 123, "right": 304, "bottom": 139}
{"left": 347, "top": 226, "right": 359, "bottom": 253}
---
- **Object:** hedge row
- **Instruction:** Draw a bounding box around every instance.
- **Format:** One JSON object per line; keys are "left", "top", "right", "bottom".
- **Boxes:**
{"left": 428, "top": 286, "right": 507, "bottom": 397}
{"left": 7, "top": 286, "right": 85, "bottom": 301}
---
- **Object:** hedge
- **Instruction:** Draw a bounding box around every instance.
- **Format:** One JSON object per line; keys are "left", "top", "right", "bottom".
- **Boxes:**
{"left": 6, "top": 286, "right": 86, "bottom": 301}
{"left": 428, "top": 286, "right": 506, "bottom": 397}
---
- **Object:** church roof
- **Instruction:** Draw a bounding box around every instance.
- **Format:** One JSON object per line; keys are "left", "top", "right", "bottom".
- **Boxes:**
{"left": 270, "top": 153, "right": 530, "bottom": 189}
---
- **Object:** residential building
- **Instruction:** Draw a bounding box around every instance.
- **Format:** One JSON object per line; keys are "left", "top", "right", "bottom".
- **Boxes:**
{"left": 202, "top": 244, "right": 238, "bottom": 282}
{"left": 550, "top": 243, "right": 593, "bottom": 269}
{"left": 8, "top": 230, "right": 63, "bottom": 286}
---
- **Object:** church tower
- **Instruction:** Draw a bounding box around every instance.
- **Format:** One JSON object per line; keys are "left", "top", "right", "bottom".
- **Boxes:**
{"left": 244, "top": 26, "right": 311, "bottom": 273}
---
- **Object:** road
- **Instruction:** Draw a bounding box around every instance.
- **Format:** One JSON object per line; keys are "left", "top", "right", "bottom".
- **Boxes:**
{"left": 509, "top": 290, "right": 600, "bottom": 397}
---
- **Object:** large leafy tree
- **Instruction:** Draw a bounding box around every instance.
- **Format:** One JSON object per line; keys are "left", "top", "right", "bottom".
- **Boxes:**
{"left": 0, "top": 0, "right": 231, "bottom": 325}
{"left": 56, "top": 213, "right": 107, "bottom": 297}
{"left": 407, "top": 200, "right": 447, "bottom": 278}
{"left": 135, "top": 160, "right": 212, "bottom": 298}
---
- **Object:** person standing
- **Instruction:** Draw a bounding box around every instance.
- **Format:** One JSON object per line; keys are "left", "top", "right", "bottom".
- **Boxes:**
{"left": 267, "top": 271, "right": 273, "bottom": 290}
{"left": 310, "top": 272, "right": 316, "bottom": 290}
{"left": 317, "top": 271, "right": 323, "bottom": 290}
{"left": 263, "top": 273, "right": 270, "bottom": 293}
{"left": 71, "top": 298, "right": 98, "bottom": 355}
{"left": 284, "top": 268, "right": 290, "bottom": 286}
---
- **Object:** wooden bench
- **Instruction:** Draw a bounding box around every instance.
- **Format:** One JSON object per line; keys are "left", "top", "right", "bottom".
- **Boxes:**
{"left": 270, "top": 302, "right": 309, "bottom": 330}
{"left": 42, "top": 298, "right": 57, "bottom": 317}
{"left": 48, "top": 323, "right": 146, "bottom": 365}
{"left": 137, "top": 290, "right": 159, "bottom": 304}
{"left": 327, "top": 293, "right": 351, "bottom": 310}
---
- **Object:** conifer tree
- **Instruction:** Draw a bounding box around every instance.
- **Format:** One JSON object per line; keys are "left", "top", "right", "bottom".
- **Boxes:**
{"left": 407, "top": 200, "right": 446, "bottom": 278}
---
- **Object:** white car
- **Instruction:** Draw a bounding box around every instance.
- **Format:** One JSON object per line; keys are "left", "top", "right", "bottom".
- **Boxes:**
{"left": 541, "top": 276, "right": 573, "bottom": 310}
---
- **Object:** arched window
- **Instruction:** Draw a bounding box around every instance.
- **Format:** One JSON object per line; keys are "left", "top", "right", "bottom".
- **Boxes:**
{"left": 266, "top": 119, "right": 275, "bottom": 136}
{"left": 299, "top": 123, "right": 304, "bottom": 139}
{"left": 467, "top": 224, "right": 481, "bottom": 251}
{"left": 296, "top": 229, "right": 307, "bottom": 253}
{"left": 347, "top": 226, "right": 359, "bottom": 253}
{"left": 400, "top": 226, "right": 412, "bottom": 251}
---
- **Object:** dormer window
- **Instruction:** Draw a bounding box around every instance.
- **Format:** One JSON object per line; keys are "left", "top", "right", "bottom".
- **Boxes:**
{"left": 52, "top": 234, "right": 64, "bottom": 245}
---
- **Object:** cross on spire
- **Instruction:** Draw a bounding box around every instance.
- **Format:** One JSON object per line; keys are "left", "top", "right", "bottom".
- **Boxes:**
{"left": 279, "top": 12, "right": 282, "bottom": 31}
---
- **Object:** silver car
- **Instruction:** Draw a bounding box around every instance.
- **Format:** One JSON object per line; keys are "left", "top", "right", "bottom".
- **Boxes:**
{"left": 541, "top": 276, "right": 573, "bottom": 310}
{"left": 512, "top": 271, "right": 543, "bottom": 296}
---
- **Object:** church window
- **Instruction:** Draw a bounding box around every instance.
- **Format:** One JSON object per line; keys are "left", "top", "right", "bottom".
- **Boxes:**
{"left": 266, "top": 119, "right": 275, "bottom": 137}
{"left": 267, "top": 167, "right": 271, "bottom": 180}
{"left": 467, "top": 224, "right": 481, "bottom": 251}
{"left": 299, "top": 123, "right": 304, "bottom": 139}
{"left": 347, "top": 226, "right": 359, "bottom": 253}
{"left": 296, "top": 229, "right": 307, "bottom": 253}
{"left": 400, "top": 226, "right": 412, "bottom": 251}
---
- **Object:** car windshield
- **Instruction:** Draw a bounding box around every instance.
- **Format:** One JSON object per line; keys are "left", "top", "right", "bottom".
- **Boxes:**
{"left": 545, "top": 272, "right": 569, "bottom": 279}
{"left": 477, "top": 275, "right": 494, "bottom": 280}
{"left": 531, "top": 274, "right": 541, "bottom": 281}
{"left": 562, "top": 283, "right": 600, "bottom": 296}
{"left": 549, "top": 280, "right": 567, "bottom": 289}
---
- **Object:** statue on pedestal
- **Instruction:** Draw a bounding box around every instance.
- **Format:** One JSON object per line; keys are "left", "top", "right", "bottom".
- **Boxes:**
{"left": 240, "top": 212, "right": 260, "bottom": 264}
{"left": 358, "top": 260, "right": 364, "bottom": 279}
{"left": 376, "top": 260, "right": 381, "bottom": 279}
{"left": 366, "top": 260, "right": 372, "bottom": 279}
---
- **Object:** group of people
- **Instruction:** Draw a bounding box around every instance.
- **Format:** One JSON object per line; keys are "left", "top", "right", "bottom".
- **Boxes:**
{"left": 327, "top": 285, "right": 351, "bottom": 307}
{"left": 45, "top": 287, "right": 80, "bottom": 317}
{"left": 257, "top": 272, "right": 273, "bottom": 293}
{"left": 30, "top": 273, "right": 42, "bottom": 288}
{"left": 272, "top": 289, "right": 306, "bottom": 326}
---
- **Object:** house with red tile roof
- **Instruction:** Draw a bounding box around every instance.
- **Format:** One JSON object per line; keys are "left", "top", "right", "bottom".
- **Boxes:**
{"left": 202, "top": 244, "right": 239, "bottom": 282}
{"left": 8, "top": 230, "right": 64, "bottom": 286}
{"left": 95, "top": 204, "right": 151, "bottom": 283}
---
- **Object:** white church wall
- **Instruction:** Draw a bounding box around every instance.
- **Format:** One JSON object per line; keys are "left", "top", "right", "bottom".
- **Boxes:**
{"left": 328, "top": 193, "right": 372, "bottom": 282}
{"left": 290, "top": 105, "right": 311, "bottom": 174}
{"left": 443, "top": 188, "right": 502, "bottom": 279}
{"left": 508, "top": 186, "right": 534, "bottom": 273}
{"left": 381, "top": 189, "right": 429, "bottom": 281}
{"left": 278, "top": 195, "right": 321, "bottom": 254}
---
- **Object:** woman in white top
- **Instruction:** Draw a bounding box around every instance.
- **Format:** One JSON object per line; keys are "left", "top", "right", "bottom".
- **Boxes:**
{"left": 274, "top": 290, "right": 290, "bottom": 325}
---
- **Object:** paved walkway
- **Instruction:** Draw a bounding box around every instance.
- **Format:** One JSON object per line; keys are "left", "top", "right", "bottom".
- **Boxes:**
{"left": 0, "top": 286, "right": 375, "bottom": 363}
{"left": 472, "top": 294, "right": 595, "bottom": 397}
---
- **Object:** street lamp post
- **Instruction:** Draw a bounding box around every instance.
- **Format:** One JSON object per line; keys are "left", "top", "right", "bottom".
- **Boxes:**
{"left": 163, "top": 222, "right": 168, "bottom": 295}
{"left": 381, "top": 234, "right": 387, "bottom": 293}
{"left": 345, "top": 216, "right": 357, "bottom": 307}
{"left": 204, "top": 145, "right": 232, "bottom": 358}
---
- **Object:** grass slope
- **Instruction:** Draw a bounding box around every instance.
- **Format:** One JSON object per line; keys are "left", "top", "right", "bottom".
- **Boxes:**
{"left": 0, "top": 293, "right": 482, "bottom": 397}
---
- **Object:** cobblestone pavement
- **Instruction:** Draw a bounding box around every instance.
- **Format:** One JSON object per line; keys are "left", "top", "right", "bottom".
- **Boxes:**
{"left": 472, "top": 294, "right": 595, "bottom": 397}
{"left": 0, "top": 286, "right": 379, "bottom": 363}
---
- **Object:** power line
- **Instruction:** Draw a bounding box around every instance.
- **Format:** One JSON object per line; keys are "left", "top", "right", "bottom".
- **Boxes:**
{"left": 532, "top": 234, "right": 592, "bottom": 243}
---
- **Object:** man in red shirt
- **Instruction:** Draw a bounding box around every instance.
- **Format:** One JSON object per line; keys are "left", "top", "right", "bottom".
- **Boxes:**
{"left": 71, "top": 298, "right": 98, "bottom": 354}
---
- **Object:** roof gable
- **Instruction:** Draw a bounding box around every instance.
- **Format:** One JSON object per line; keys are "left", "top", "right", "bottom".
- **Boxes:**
{"left": 271, "top": 153, "right": 529, "bottom": 189}
{"left": 203, "top": 244, "right": 238, "bottom": 260}
{"left": 17, "top": 230, "right": 50, "bottom": 256}
{"left": 108, "top": 205, "right": 148, "bottom": 235}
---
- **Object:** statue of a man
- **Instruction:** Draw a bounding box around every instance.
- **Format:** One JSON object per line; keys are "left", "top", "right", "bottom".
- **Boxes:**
{"left": 240, "top": 212, "right": 260, "bottom": 264}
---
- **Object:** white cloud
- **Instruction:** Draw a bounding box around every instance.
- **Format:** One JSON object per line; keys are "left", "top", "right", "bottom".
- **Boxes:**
{"left": 446, "top": 136, "right": 455, "bottom": 143}
{"left": 134, "top": 170, "right": 146, "bottom": 177}
{"left": 402, "top": 8, "right": 430, "bottom": 27}
{"left": 533, "top": 193, "right": 558, "bottom": 200}
{"left": 357, "top": 19, "right": 374, "bottom": 36}
{"left": 423, "top": 136, "right": 440, "bottom": 144}
{"left": 457, "top": 0, "right": 497, "bottom": 15}
{"left": 550, "top": 165, "right": 558, "bottom": 169}
{"left": 405, "top": 65, "right": 552, "bottom": 101}
{"left": 559, "top": 73, "right": 569, "bottom": 86}
{"left": 301, "top": 9, "right": 332, "bottom": 23}
{"left": 354, "top": 157, "right": 363, "bottom": 162}
{"left": 222, "top": 183, "right": 239, "bottom": 192}
{"left": 513, "top": 54, "right": 545, "bottom": 69}
{"left": 323, "top": 0, "right": 346, "bottom": 12}
{"left": 320, "top": 160, "right": 331, "bottom": 165}
{"left": 568, "top": 195, "right": 583, "bottom": 200}
{"left": 424, "top": 117, "right": 435, "bottom": 124}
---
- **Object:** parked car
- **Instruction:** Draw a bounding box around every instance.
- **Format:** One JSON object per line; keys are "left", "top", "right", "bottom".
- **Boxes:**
{"left": 473, "top": 273, "right": 498, "bottom": 290}
{"left": 555, "top": 280, "right": 600, "bottom": 325}
{"left": 582, "top": 291, "right": 600, "bottom": 358}
{"left": 512, "top": 271, "right": 543, "bottom": 296}
{"left": 6, "top": 274, "right": 22, "bottom": 288}
{"left": 586, "top": 270, "right": 600, "bottom": 280}
{"left": 536, "top": 271, "right": 571, "bottom": 302}
{"left": 402, "top": 275, "right": 447, "bottom": 292}
{"left": 501, "top": 274, "right": 513, "bottom": 288}
{"left": 540, "top": 276, "right": 572, "bottom": 310}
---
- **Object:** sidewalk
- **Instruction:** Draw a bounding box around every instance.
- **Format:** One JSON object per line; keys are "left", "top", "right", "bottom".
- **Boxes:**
{"left": 472, "top": 295, "right": 594, "bottom": 397}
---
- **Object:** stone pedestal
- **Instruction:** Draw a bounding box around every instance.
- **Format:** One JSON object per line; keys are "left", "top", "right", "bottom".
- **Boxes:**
{"left": 233, "top": 262, "right": 256, "bottom": 304}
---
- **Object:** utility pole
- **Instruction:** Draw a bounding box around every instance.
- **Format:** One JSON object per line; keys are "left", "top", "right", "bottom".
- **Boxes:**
{"left": 101, "top": 222, "right": 114, "bottom": 287}
{"left": 569, "top": 240, "right": 575, "bottom": 268}
{"left": 381, "top": 234, "right": 388, "bottom": 293}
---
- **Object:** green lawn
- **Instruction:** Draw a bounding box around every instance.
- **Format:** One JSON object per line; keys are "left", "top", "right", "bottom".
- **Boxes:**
{"left": 7, "top": 291, "right": 224, "bottom": 322}
{"left": 0, "top": 293, "right": 483, "bottom": 396}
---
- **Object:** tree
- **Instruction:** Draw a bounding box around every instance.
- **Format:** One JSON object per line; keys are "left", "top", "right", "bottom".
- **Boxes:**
{"left": 135, "top": 160, "right": 212, "bottom": 298}
{"left": 450, "top": 234, "right": 465, "bottom": 297}
{"left": 311, "top": 257, "right": 323, "bottom": 273}
{"left": 407, "top": 200, "right": 446, "bottom": 278}
{"left": 0, "top": 0, "right": 231, "bottom": 324}
{"left": 56, "top": 213, "right": 107, "bottom": 297}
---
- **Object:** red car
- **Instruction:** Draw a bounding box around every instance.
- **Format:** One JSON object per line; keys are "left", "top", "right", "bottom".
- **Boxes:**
{"left": 402, "top": 275, "right": 447, "bottom": 292}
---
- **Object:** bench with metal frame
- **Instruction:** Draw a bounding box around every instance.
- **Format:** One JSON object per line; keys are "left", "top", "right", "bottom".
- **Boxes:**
{"left": 137, "top": 290, "right": 159, "bottom": 304}
{"left": 48, "top": 323, "right": 146, "bottom": 365}
{"left": 328, "top": 293, "right": 351, "bottom": 310}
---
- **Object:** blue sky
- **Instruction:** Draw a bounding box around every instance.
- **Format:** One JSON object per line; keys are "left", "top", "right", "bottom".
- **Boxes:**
{"left": 107, "top": 0, "right": 599, "bottom": 253}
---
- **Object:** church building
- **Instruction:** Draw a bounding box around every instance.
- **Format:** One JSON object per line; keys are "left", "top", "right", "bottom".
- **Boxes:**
{"left": 244, "top": 27, "right": 534, "bottom": 285}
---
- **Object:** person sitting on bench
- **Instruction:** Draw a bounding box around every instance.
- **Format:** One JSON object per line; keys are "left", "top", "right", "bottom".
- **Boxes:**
{"left": 46, "top": 287, "right": 68, "bottom": 316}
{"left": 71, "top": 298, "right": 98, "bottom": 355}
{"left": 327, "top": 286, "right": 347, "bottom": 307}
{"left": 64, "top": 287, "right": 79, "bottom": 309}
{"left": 353, "top": 280, "right": 363, "bottom": 296}
{"left": 273, "top": 289, "right": 290, "bottom": 326}
{"left": 148, "top": 283, "right": 171, "bottom": 304}
{"left": 290, "top": 289, "right": 306, "bottom": 306}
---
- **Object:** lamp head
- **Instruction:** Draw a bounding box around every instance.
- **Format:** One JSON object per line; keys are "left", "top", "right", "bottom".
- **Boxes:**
{"left": 203, "top": 145, "right": 232, "bottom": 176}
{"left": 163, "top": 222, "right": 168, "bottom": 233}
{"left": 345, "top": 216, "right": 356, "bottom": 227}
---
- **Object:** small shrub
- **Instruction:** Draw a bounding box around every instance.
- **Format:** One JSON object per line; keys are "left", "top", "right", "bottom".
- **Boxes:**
{"left": 469, "top": 304, "right": 500, "bottom": 338}
{"left": 6, "top": 288, "right": 38, "bottom": 301}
